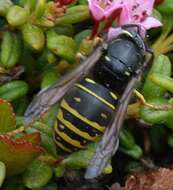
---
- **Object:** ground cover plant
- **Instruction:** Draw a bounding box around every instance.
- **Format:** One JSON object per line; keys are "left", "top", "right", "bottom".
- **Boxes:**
{"left": 1, "top": 0, "right": 173, "bottom": 189}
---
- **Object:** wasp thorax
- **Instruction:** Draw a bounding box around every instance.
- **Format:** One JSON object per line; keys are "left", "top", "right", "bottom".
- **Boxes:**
{"left": 93, "top": 37, "right": 144, "bottom": 90}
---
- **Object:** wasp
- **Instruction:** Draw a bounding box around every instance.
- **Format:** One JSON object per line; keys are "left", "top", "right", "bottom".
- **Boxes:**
{"left": 24, "top": 24, "right": 153, "bottom": 179}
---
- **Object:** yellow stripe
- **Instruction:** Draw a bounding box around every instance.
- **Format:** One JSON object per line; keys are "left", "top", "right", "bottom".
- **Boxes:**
{"left": 54, "top": 120, "right": 58, "bottom": 128}
{"left": 55, "top": 125, "right": 84, "bottom": 149}
{"left": 61, "top": 100, "right": 105, "bottom": 132}
{"left": 54, "top": 140, "right": 72, "bottom": 153}
{"left": 57, "top": 109, "right": 96, "bottom": 141}
{"left": 110, "top": 92, "right": 118, "bottom": 100}
{"left": 85, "top": 78, "right": 96, "bottom": 84}
{"left": 75, "top": 83, "right": 115, "bottom": 110}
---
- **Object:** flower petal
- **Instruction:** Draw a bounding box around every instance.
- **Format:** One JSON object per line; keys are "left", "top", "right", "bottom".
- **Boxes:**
{"left": 141, "top": 17, "right": 162, "bottom": 30}
{"left": 88, "top": 0, "right": 124, "bottom": 21}
{"left": 88, "top": 0, "right": 105, "bottom": 21}
{"left": 108, "top": 27, "right": 124, "bottom": 40}
{"left": 142, "top": 0, "right": 155, "bottom": 15}
{"left": 104, "top": 4, "right": 123, "bottom": 18}
{"left": 118, "top": 4, "right": 132, "bottom": 25}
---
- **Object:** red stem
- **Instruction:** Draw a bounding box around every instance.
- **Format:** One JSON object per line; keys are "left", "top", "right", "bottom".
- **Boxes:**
{"left": 54, "top": 0, "right": 74, "bottom": 6}
{"left": 99, "top": 8, "right": 122, "bottom": 35}
{"left": 90, "top": 21, "right": 100, "bottom": 39}
{"left": 154, "top": 0, "right": 164, "bottom": 6}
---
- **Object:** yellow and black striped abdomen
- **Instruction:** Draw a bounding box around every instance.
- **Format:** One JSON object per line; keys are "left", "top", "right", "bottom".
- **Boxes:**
{"left": 54, "top": 77, "right": 118, "bottom": 153}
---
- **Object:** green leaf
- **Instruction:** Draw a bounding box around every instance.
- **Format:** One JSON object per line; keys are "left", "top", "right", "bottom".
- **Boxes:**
{"left": 62, "top": 143, "right": 112, "bottom": 174}
{"left": 1, "top": 175, "right": 24, "bottom": 190}
{"left": 142, "top": 55, "right": 171, "bottom": 100}
{"left": 0, "top": 161, "right": 6, "bottom": 188}
{"left": 119, "top": 128, "right": 135, "bottom": 149}
{"left": 120, "top": 145, "right": 143, "bottom": 160}
{"left": 0, "top": 99, "right": 16, "bottom": 133}
{"left": 157, "top": 0, "right": 173, "bottom": 14}
{"left": 26, "top": 122, "right": 57, "bottom": 156}
{"left": 7, "top": 5, "right": 29, "bottom": 27}
{"left": 150, "top": 73, "right": 173, "bottom": 94}
{"left": 42, "top": 105, "right": 59, "bottom": 128}
{"left": 34, "top": 0, "right": 46, "bottom": 19}
{"left": 42, "top": 182, "right": 58, "bottom": 190}
{"left": 29, "top": 122, "right": 54, "bottom": 137}
{"left": 54, "top": 24, "right": 74, "bottom": 37}
{"left": 19, "top": 132, "right": 41, "bottom": 145}
{"left": 74, "top": 29, "right": 91, "bottom": 45}
{"left": 140, "top": 98, "right": 173, "bottom": 124}
{"left": 0, "top": 0, "right": 13, "bottom": 16}
{"left": 22, "top": 23, "right": 45, "bottom": 51}
{"left": 168, "top": 133, "right": 173, "bottom": 147}
{"left": 55, "top": 5, "right": 90, "bottom": 25}
{"left": 40, "top": 133, "right": 57, "bottom": 157}
{"left": 47, "top": 30, "right": 77, "bottom": 62}
{"left": 0, "top": 81, "right": 29, "bottom": 101}
{"left": 41, "top": 70, "right": 60, "bottom": 90}
{"left": 0, "top": 135, "right": 43, "bottom": 175}
{"left": 23, "top": 159, "right": 53, "bottom": 189}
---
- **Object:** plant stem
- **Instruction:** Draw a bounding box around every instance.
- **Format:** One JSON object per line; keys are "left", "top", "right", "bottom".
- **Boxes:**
{"left": 160, "top": 34, "right": 173, "bottom": 48}
{"left": 90, "top": 21, "right": 100, "bottom": 39}
{"left": 127, "top": 102, "right": 140, "bottom": 119}
{"left": 152, "top": 16, "right": 173, "bottom": 54}
{"left": 6, "top": 126, "right": 25, "bottom": 137}
{"left": 157, "top": 44, "right": 173, "bottom": 55}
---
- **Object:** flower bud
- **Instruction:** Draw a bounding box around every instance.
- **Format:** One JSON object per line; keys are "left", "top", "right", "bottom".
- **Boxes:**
{"left": 0, "top": 0, "right": 13, "bottom": 16}
{"left": 6, "top": 5, "right": 29, "bottom": 27}
{"left": 0, "top": 32, "right": 22, "bottom": 69}
{"left": 22, "top": 24, "right": 45, "bottom": 51}
{"left": 34, "top": 0, "right": 46, "bottom": 19}
{"left": 47, "top": 30, "right": 77, "bottom": 62}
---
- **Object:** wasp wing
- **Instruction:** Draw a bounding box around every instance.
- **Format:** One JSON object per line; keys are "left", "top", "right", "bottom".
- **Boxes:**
{"left": 85, "top": 73, "right": 142, "bottom": 179}
{"left": 24, "top": 45, "right": 104, "bottom": 125}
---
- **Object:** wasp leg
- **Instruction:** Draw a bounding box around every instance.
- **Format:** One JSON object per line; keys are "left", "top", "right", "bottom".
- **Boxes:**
{"left": 93, "top": 36, "right": 104, "bottom": 46}
{"left": 134, "top": 90, "right": 173, "bottom": 111}
{"left": 146, "top": 48, "right": 154, "bottom": 66}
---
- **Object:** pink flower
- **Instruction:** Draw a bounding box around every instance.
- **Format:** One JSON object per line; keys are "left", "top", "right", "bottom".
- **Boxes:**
{"left": 88, "top": 0, "right": 124, "bottom": 39}
{"left": 118, "top": 0, "right": 162, "bottom": 30}
{"left": 88, "top": 0, "right": 123, "bottom": 21}
{"left": 108, "top": 0, "right": 162, "bottom": 40}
